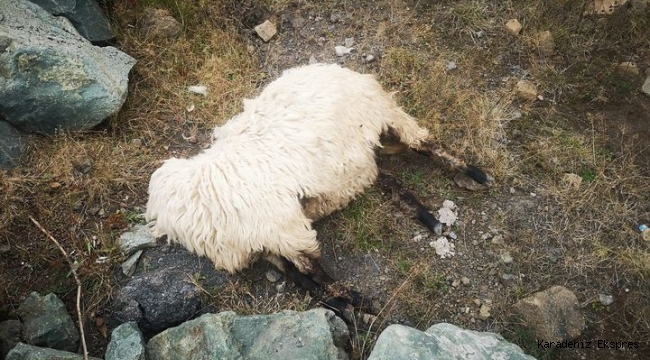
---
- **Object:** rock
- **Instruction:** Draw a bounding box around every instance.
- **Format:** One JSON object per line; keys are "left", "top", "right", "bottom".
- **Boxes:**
{"left": 121, "top": 250, "right": 143, "bottom": 277}
{"left": 140, "top": 8, "right": 182, "bottom": 39}
{"left": 429, "top": 237, "right": 455, "bottom": 258}
{"left": 500, "top": 251, "right": 513, "bottom": 264}
{"left": 598, "top": 294, "right": 614, "bottom": 306}
{"left": 254, "top": 20, "right": 277, "bottom": 42}
{"left": 446, "top": 61, "right": 457, "bottom": 71}
{"left": 111, "top": 269, "right": 202, "bottom": 334}
{"left": 335, "top": 46, "right": 355, "bottom": 56}
{"left": 534, "top": 30, "right": 555, "bottom": 56}
{"left": 616, "top": 61, "right": 639, "bottom": 75}
{"left": 461, "top": 276, "right": 470, "bottom": 286}
{"left": 0, "top": 320, "right": 22, "bottom": 359}
{"left": 118, "top": 224, "right": 158, "bottom": 256}
{"left": 437, "top": 200, "right": 457, "bottom": 226}
{"left": 344, "top": 37, "right": 354, "bottom": 48}
{"left": 584, "top": 0, "right": 629, "bottom": 15}
{"left": 27, "top": 0, "right": 115, "bottom": 44}
{"left": 17, "top": 292, "right": 79, "bottom": 352}
{"left": 0, "top": 121, "right": 28, "bottom": 170}
{"left": 364, "top": 54, "right": 375, "bottom": 62}
{"left": 368, "top": 323, "right": 535, "bottom": 360}
{"left": 561, "top": 173, "right": 583, "bottom": 189}
{"left": 72, "top": 156, "right": 93, "bottom": 174}
{"left": 265, "top": 269, "right": 282, "bottom": 283}
{"left": 147, "top": 309, "right": 348, "bottom": 360}
{"left": 6, "top": 343, "right": 101, "bottom": 360}
{"left": 105, "top": 322, "right": 146, "bottom": 360}
{"left": 642, "top": 74, "right": 650, "bottom": 95}
{"left": 515, "top": 80, "right": 538, "bottom": 101}
{"left": 505, "top": 19, "right": 522, "bottom": 35}
{"left": 479, "top": 304, "right": 492, "bottom": 319}
{"left": 453, "top": 173, "right": 489, "bottom": 191}
{"left": 309, "top": 54, "right": 318, "bottom": 64}
{"left": 0, "top": 1, "right": 136, "bottom": 134}
{"left": 514, "top": 285, "right": 585, "bottom": 341}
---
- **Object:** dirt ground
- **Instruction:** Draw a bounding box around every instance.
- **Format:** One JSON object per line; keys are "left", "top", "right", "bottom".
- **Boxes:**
{"left": 1, "top": 0, "right": 650, "bottom": 359}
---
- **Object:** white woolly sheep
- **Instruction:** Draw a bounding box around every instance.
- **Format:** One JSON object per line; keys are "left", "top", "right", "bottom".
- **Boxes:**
{"left": 145, "top": 63, "right": 491, "bottom": 291}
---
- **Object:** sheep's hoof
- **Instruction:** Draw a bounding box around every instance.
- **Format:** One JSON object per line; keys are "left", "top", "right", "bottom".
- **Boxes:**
{"left": 465, "top": 165, "right": 494, "bottom": 185}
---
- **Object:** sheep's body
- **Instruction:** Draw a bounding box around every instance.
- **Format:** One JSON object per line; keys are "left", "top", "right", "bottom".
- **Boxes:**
{"left": 146, "top": 63, "right": 431, "bottom": 275}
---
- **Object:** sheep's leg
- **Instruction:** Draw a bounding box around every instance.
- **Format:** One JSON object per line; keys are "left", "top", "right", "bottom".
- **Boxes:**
{"left": 413, "top": 139, "right": 494, "bottom": 185}
{"left": 264, "top": 253, "right": 334, "bottom": 292}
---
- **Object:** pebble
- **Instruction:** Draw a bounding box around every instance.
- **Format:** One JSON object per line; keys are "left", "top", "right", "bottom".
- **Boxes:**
{"left": 452, "top": 279, "right": 460, "bottom": 288}
{"left": 446, "top": 61, "right": 457, "bottom": 71}
{"left": 461, "top": 276, "right": 470, "bottom": 286}
{"left": 598, "top": 294, "right": 614, "bottom": 306}
{"left": 479, "top": 304, "right": 491, "bottom": 319}
{"left": 265, "top": 269, "right": 282, "bottom": 283}
{"left": 344, "top": 37, "right": 355, "bottom": 47}
{"left": 491, "top": 234, "right": 504, "bottom": 245}
{"left": 365, "top": 54, "right": 375, "bottom": 62}
{"left": 500, "top": 251, "right": 513, "bottom": 264}
{"left": 254, "top": 20, "right": 277, "bottom": 42}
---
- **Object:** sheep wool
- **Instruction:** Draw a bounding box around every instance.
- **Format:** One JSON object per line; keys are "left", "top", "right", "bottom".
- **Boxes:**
{"left": 146, "top": 63, "right": 431, "bottom": 275}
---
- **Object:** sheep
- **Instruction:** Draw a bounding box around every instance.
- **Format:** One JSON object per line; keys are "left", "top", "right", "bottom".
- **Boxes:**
{"left": 145, "top": 63, "right": 491, "bottom": 295}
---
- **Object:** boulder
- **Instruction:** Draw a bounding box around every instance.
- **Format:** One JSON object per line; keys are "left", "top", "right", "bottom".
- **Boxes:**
{"left": 6, "top": 343, "right": 101, "bottom": 360}
{"left": 368, "top": 323, "right": 535, "bottom": 360}
{"left": 514, "top": 285, "right": 585, "bottom": 342}
{"left": 0, "top": 320, "right": 22, "bottom": 359}
{"left": 0, "top": 121, "right": 28, "bottom": 170}
{"left": 0, "top": 0, "right": 136, "bottom": 134}
{"left": 105, "top": 322, "right": 146, "bottom": 360}
{"left": 110, "top": 269, "right": 202, "bottom": 335}
{"left": 27, "top": 0, "right": 114, "bottom": 44}
{"left": 147, "top": 309, "right": 349, "bottom": 360}
{"left": 17, "top": 292, "right": 79, "bottom": 353}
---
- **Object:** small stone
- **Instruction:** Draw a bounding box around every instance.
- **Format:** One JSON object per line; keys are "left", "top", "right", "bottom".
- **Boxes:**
{"left": 481, "top": 232, "right": 493, "bottom": 241}
{"left": 247, "top": 45, "right": 256, "bottom": 54}
{"left": 344, "top": 37, "right": 354, "bottom": 48}
{"left": 598, "top": 294, "right": 614, "bottom": 306}
{"left": 505, "top": 19, "right": 522, "bottom": 35}
{"left": 501, "top": 274, "right": 518, "bottom": 285}
{"left": 122, "top": 250, "right": 143, "bottom": 277}
{"left": 452, "top": 279, "right": 460, "bottom": 288}
{"left": 500, "top": 251, "right": 513, "bottom": 264}
{"left": 335, "top": 45, "right": 354, "bottom": 56}
{"left": 534, "top": 30, "right": 555, "bottom": 56}
{"left": 461, "top": 277, "right": 470, "bottom": 286}
{"left": 265, "top": 269, "right": 282, "bottom": 283}
{"left": 479, "top": 304, "right": 491, "bottom": 319}
{"left": 131, "top": 138, "right": 143, "bottom": 148}
{"left": 446, "top": 61, "right": 457, "bottom": 71}
{"left": 617, "top": 61, "right": 639, "bottom": 75}
{"left": 141, "top": 8, "right": 182, "bottom": 39}
{"left": 309, "top": 54, "right": 318, "bottom": 64}
{"left": 509, "top": 187, "right": 516, "bottom": 194}
{"left": 642, "top": 75, "right": 650, "bottom": 95}
{"left": 105, "top": 322, "right": 146, "bottom": 360}
{"left": 254, "top": 20, "right": 277, "bottom": 42}
{"left": 365, "top": 54, "right": 375, "bottom": 62}
{"left": 515, "top": 80, "right": 537, "bottom": 101}
{"left": 491, "top": 234, "right": 504, "bottom": 245}
{"left": 18, "top": 292, "right": 79, "bottom": 352}
{"left": 448, "top": 231, "right": 458, "bottom": 240}
{"left": 119, "top": 224, "right": 158, "bottom": 256}
{"left": 454, "top": 173, "right": 489, "bottom": 191}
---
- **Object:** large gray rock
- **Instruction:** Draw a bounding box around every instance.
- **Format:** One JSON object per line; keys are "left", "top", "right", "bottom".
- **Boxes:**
{"left": 105, "top": 322, "right": 145, "bottom": 360}
{"left": 514, "top": 285, "right": 585, "bottom": 342}
{"left": 0, "top": 0, "right": 136, "bottom": 134}
{"left": 111, "top": 269, "right": 202, "bottom": 335}
{"left": 27, "top": 0, "right": 115, "bottom": 44}
{"left": 5, "top": 343, "right": 101, "bottom": 360}
{"left": 147, "top": 309, "right": 349, "bottom": 360}
{"left": 0, "top": 320, "right": 22, "bottom": 359}
{"left": 0, "top": 121, "right": 28, "bottom": 170}
{"left": 17, "top": 292, "right": 79, "bottom": 353}
{"left": 368, "top": 323, "right": 535, "bottom": 360}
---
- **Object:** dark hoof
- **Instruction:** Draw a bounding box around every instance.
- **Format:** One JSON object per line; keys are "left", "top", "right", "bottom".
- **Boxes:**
{"left": 465, "top": 165, "right": 494, "bottom": 185}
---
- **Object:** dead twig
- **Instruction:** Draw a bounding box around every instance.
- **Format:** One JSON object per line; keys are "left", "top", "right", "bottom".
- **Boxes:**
{"left": 29, "top": 216, "right": 89, "bottom": 360}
